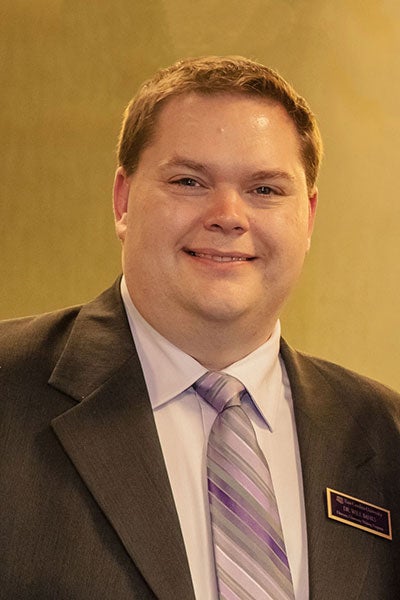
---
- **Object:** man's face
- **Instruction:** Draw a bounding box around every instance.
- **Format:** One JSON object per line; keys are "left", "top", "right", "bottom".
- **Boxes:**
{"left": 114, "top": 92, "right": 317, "bottom": 337}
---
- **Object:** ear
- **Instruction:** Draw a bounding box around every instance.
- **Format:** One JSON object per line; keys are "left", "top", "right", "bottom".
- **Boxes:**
{"left": 306, "top": 188, "right": 318, "bottom": 251}
{"left": 113, "top": 166, "right": 130, "bottom": 242}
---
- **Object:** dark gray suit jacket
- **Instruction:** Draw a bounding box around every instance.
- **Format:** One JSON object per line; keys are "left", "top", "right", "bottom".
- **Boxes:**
{"left": 1, "top": 281, "right": 399, "bottom": 599}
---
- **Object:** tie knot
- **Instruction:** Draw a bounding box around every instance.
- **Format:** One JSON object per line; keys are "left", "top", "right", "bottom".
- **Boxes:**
{"left": 193, "top": 371, "right": 246, "bottom": 413}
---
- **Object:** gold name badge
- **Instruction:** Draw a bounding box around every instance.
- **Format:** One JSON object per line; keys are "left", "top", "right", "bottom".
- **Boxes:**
{"left": 326, "top": 488, "right": 392, "bottom": 540}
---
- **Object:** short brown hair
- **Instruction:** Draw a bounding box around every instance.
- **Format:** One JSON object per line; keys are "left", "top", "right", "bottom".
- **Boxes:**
{"left": 118, "top": 56, "right": 323, "bottom": 191}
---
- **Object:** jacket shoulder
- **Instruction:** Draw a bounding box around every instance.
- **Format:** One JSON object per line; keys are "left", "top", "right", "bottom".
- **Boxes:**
{"left": 0, "top": 306, "right": 82, "bottom": 377}
{"left": 280, "top": 338, "right": 400, "bottom": 448}
{"left": 281, "top": 337, "right": 400, "bottom": 401}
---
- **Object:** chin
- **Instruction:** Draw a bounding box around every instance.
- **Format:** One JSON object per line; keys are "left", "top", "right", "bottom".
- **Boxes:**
{"left": 192, "top": 301, "right": 250, "bottom": 323}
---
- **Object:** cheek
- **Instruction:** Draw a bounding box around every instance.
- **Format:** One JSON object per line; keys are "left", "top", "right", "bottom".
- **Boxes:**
{"left": 125, "top": 198, "right": 158, "bottom": 240}
{"left": 255, "top": 212, "right": 310, "bottom": 260}
{"left": 124, "top": 212, "right": 183, "bottom": 267}
{"left": 128, "top": 192, "right": 197, "bottom": 238}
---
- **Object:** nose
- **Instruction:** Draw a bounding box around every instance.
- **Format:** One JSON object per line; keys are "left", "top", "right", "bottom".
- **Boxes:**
{"left": 203, "top": 188, "right": 249, "bottom": 234}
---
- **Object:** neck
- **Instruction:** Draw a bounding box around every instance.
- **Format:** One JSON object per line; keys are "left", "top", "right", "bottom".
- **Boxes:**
{"left": 137, "top": 306, "right": 276, "bottom": 370}
{"left": 122, "top": 276, "right": 280, "bottom": 369}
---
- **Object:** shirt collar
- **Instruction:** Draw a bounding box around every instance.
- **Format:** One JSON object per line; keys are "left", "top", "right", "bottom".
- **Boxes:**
{"left": 121, "top": 276, "right": 283, "bottom": 431}
{"left": 121, "top": 277, "right": 206, "bottom": 404}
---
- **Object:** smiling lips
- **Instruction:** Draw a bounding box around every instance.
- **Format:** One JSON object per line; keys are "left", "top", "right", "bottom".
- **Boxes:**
{"left": 186, "top": 250, "right": 254, "bottom": 262}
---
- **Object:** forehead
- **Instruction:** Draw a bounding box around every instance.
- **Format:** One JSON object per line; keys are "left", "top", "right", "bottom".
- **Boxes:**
{"left": 143, "top": 92, "right": 304, "bottom": 172}
{"left": 151, "top": 92, "right": 300, "bottom": 147}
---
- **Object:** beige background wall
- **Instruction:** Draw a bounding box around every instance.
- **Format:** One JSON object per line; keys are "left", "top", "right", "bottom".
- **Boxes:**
{"left": 1, "top": 0, "right": 399, "bottom": 390}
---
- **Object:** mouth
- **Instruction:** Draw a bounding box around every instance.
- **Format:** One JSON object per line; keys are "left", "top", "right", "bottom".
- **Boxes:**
{"left": 184, "top": 249, "right": 255, "bottom": 263}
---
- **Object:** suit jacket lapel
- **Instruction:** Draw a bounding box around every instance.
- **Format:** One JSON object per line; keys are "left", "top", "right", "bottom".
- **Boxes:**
{"left": 280, "top": 339, "right": 381, "bottom": 600}
{"left": 49, "top": 282, "right": 195, "bottom": 600}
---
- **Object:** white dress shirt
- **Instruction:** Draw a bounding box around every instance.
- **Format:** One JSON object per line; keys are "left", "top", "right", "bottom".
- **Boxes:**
{"left": 121, "top": 277, "right": 308, "bottom": 600}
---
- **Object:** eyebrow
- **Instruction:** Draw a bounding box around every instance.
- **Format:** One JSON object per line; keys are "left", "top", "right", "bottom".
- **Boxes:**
{"left": 158, "top": 157, "right": 210, "bottom": 175}
{"left": 248, "top": 170, "right": 296, "bottom": 183}
{"left": 158, "top": 155, "right": 296, "bottom": 184}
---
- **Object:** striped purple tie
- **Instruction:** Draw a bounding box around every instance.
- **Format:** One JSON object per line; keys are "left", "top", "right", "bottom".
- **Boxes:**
{"left": 193, "top": 371, "right": 295, "bottom": 600}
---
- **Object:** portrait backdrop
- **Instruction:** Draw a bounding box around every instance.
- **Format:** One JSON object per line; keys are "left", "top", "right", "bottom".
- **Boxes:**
{"left": 1, "top": 0, "right": 399, "bottom": 390}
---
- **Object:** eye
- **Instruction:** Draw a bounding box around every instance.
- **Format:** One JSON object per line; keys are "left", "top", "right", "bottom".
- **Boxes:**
{"left": 171, "top": 177, "right": 200, "bottom": 187}
{"left": 255, "top": 185, "right": 274, "bottom": 195}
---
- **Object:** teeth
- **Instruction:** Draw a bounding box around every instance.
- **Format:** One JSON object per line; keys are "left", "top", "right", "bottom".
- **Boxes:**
{"left": 189, "top": 251, "right": 249, "bottom": 262}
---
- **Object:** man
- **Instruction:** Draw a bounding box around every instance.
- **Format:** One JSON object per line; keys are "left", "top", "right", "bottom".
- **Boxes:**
{"left": 1, "top": 57, "right": 399, "bottom": 599}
